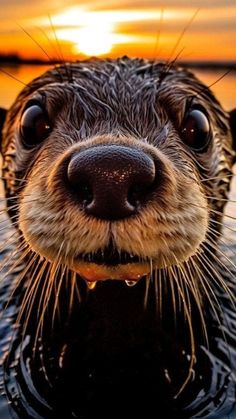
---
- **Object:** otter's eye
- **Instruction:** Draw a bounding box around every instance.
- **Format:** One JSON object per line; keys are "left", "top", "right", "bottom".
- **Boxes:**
{"left": 20, "top": 103, "right": 51, "bottom": 148}
{"left": 181, "top": 109, "right": 210, "bottom": 152}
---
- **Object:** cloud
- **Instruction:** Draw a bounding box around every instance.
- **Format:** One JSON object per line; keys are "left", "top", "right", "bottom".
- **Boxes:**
{"left": 68, "top": 0, "right": 236, "bottom": 10}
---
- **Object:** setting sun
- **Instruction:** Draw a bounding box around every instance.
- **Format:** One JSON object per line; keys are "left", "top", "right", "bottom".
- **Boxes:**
{"left": 73, "top": 27, "right": 113, "bottom": 56}
{"left": 52, "top": 8, "right": 156, "bottom": 57}
{"left": 34, "top": 6, "right": 191, "bottom": 59}
{"left": 56, "top": 26, "right": 114, "bottom": 56}
{"left": 55, "top": 27, "right": 140, "bottom": 57}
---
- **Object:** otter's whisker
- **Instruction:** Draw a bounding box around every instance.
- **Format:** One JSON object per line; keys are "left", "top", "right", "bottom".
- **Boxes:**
{"left": 144, "top": 259, "right": 153, "bottom": 308}
{"left": 3, "top": 250, "right": 41, "bottom": 364}
{"left": 212, "top": 218, "right": 236, "bottom": 234}
{"left": 174, "top": 262, "right": 194, "bottom": 313}
{"left": 200, "top": 173, "right": 235, "bottom": 183}
{"left": 68, "top": 270, "right": 78, "bottom": 315}
{"left": 168, "top": 265, "right": 196, "bottom": 399}
{"left": 167, "top": 9, "right": 199, "bottom": 65}
{"left": 52, "top": 262, "right": 66, "bottom": 327}
{"left": 48, "top": 15, "right": 73, "bottom": 83}
{"left": 167, "top": 264, "right": 178, "bottom": 322}
{"left": 192, "top": 253, "right": 232, "bottom": 362}
{"left": 152, "top": 8, "right": 164, "bottom": 58}
{"left": 195, "top": 247, "right": 236, "bottom": 309}
{"left": 21, "top": 258, "right": 50, "bottom": 340}
{"left": 31, "top": 262, "right": 54, "bottom": 359}
{"left": 0, "top": 176, "right": 28, "bottom": 183}
{"left": 188, "top": 255, "right": 227, "bottom": 341}
{"left": 0, "top": 241, "right": 31, "bottom": 290}
{"left": 17, "top": 22, "right": 55, "bottom": 64}
{"left": 204, "top": 196, "right": 236, "bottom": 203}
{"left": 0, "top": 68, "right": 27, "bottom": 87}
{"left": 35, "top": 25, "right": 63, "bottom": 64}
{"left": 201, "top": 240, "right": 236, "bottom": 290}
{"left": 209, "top": 208, "right": 236, "bottom": 221}
{"left": 0, "top": 230, "right": 20, "bottom": 255}
{"left": 33, "top": 260, "right": 58, "bottom": 352}
{"left": 207, "top": 224, "right": 236, "bottom": 252}
{"left": 181, "top": 260, "right": 209, "bottom": 347}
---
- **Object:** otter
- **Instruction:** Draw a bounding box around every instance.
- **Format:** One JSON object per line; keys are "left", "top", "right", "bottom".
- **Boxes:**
{"left": 0, "top": 57, "right": 236, "bottom": 418}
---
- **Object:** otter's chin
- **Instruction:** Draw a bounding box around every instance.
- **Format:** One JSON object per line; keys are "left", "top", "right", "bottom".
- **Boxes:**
{"left": 69, "top": 260, "right": 151, "bottom": 282}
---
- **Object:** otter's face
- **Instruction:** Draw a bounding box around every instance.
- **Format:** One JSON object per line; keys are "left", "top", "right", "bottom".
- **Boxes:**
{"left": 0, "top": 59, "right": 235, "bottom": 285}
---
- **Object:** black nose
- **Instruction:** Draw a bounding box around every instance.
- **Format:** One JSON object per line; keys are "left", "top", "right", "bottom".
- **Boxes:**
{"left": 67, "top": 145, "right": 156, "bottom": 220}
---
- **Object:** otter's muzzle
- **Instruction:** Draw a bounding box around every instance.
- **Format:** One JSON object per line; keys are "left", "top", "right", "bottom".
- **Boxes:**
{"left": 67, "top": 145, "right": 156, "bottom": 220}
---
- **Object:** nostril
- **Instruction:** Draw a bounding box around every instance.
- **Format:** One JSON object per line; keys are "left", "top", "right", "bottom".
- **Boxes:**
{"left": 67, "top": 158, "right": 94, "bottom": 207}
{"left": 75, "top": 181, "right": 93, "bottom": 207}
{"left": 128, "top": 184, "right": 147, "bottom": 208}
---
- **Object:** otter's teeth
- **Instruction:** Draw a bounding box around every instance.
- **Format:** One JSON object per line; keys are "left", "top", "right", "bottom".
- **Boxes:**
{"left": 125, "top": 280, "right": 138, "bottom": 287}
{"left": 87, "top": 281, "right": 97, "bottom": 290}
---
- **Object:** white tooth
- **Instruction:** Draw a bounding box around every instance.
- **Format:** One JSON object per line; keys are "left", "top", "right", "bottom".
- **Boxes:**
{"left": 125, "top": 280, "right": 137, "bottom": 287}
{"left": 87, "top": 281, "right": 97, "bottom": 290}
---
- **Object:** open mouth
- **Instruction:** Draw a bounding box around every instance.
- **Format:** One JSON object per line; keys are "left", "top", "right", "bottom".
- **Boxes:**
{"left": 71, "top": 245, "right": 151, "bottom": 283}
{"left": 76, "top": 247, "right": 142, "bottom": 266}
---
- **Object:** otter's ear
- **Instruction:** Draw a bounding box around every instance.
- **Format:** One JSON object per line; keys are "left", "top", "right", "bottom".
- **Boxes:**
{"left": 0, "top": 107, "right": 7, "bottom": 143}
{"left": 229, "top": 109, "right": 236, "bottom": 156}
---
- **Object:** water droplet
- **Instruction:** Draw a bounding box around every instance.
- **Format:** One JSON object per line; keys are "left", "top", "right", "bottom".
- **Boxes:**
{"left": 87, "top": 281, "right": 97, "bottom": 290}
{"left": 125, "top": 280, "right": 137, "bottom": 287}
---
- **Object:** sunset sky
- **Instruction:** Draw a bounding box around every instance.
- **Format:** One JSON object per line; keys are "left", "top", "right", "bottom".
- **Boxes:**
{"left": 0, "top": 0, "right": 235, "bottom": 62}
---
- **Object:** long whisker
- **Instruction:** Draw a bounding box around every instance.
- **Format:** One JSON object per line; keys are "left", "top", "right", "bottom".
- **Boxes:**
{"left": 167, "top": 9, "right": 199, "bottom": 64}
{"left": 16, "top": 22, "right": 55, "bottom": 65}
{"left": 192, "top": 252, "right": 233, "bottom": 365}
{"left": 0, "top": 242, "right": 30, "bottom": 292}
{"left": 200, "top": 173, "right": 235, "bottom": 183}
{"left": 197, "top": 243, "right": 236, "bottom": 306}
{"left": 152, "top": 9, "right": 164, "bottom": 58}
{"left": 0, "top": 68, "right": 27, "bottom": 87}
{"left": 48, "top": 15, "right": 73, "bottom": 83}
{"left": 207, "top": 69, "right": 233, "bottom": 90}
{"left": 181, "top": 260, "right": 209, "bottom": 346}
{"left": 188, "top": 255, "right": 228, "bottom": 339}
{"left": 168, "top": 264, "right": 196, "bottom": 399}
{"left": 32, "top": 262, "right": 55, "bottom": 353}
{"left": 21, "top": 258, "right": 49, "bottom": 342}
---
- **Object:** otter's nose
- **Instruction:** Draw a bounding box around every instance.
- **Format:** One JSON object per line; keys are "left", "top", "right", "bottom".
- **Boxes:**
{"left": 67, "top": 145, "right": 156, "bottom": 220}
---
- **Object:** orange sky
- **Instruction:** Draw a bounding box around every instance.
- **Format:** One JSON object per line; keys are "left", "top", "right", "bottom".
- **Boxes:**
{"left": 0, "top": 1, "right": 235, "bottom": 62}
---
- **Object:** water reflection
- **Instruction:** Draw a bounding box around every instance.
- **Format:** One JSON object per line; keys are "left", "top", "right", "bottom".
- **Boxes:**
{"left": 0, "top": 64, "right": 51, "bottom": 109}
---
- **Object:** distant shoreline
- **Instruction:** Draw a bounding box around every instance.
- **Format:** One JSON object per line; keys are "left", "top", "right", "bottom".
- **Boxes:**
{"left": 0, "top": 54, "right": 235, "bottom": 70}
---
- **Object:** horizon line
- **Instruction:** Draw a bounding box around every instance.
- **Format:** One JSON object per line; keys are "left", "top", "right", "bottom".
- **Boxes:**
{"left": 0, "top": 53, "right": 235, "bottom": 69}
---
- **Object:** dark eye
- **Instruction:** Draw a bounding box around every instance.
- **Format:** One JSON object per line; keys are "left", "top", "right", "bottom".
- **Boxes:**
{"left": 20, "top": 103, "right": 51, "bottom": 148}
{"left": 181, "top": 109, "right": 211, "bottom": 152}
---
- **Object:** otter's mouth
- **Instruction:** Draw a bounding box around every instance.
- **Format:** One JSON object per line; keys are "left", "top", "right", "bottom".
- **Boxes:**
{"left": 76, "top": 248, "right": 141, "bottom": 266}
{"left": 70, "top": 246, "right": 151, "bottom": 284}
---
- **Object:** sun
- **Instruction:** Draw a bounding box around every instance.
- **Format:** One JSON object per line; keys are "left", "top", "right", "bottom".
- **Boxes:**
{"left": 44, "top": 6, "right": 164, "bottom": 58}
{"left": 33, "top": 6, "right": 202, "bottom": 59}
{"left": 73, "top": 26, "right": 113, "bottom": 56}
{"left": 55, "top": 24, "right": 114, "bottom": 57}
{"left": 55, "top": 25, "right": 136, "bottom": 58}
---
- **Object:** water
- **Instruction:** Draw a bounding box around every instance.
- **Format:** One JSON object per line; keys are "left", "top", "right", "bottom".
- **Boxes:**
{"left": 0, "top": 63, "right": 235, "bottom": 418}
{"left": 0, "top": 64, "right": 51, "bottom": 109}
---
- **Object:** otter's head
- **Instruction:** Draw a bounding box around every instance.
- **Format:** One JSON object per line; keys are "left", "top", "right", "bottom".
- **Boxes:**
{"left": 0, "top": 58, "right": 235, "bottom": 286}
